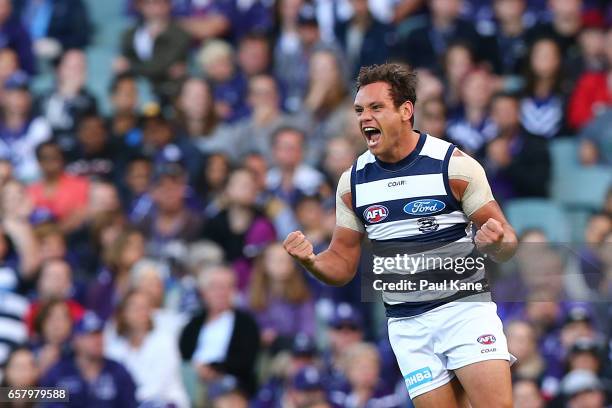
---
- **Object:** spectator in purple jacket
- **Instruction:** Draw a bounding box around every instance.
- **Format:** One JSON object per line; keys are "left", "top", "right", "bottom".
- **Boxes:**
{"left": 249, "top": 242, "right": 315, "bottom": 351}
{"left": 40, "top": 311, "right": 138, "bottom": 408}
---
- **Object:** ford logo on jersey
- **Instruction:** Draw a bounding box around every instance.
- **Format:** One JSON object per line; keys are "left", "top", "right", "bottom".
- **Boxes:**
{"left": 403, "top": 199, "right": 446, "bottom": 216}
{"left": 364, "top": 205, "right": 389, "bottom": 223}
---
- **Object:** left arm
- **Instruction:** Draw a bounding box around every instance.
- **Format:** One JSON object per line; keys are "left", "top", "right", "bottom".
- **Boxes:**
{"left": 449, "top": 149, "right": 518, "bottom": 262}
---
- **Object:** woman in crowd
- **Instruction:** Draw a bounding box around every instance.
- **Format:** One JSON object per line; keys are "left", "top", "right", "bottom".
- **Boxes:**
{"left": 520, "top": 37, "right": 566, "bottom": 138}
{"left": 249, "top": 242, "right": 315, "bottom": 351}
{"left": 1, "top": 347, "right": 39, "bottom": 408}
{"left": 105, "top": 289, "right": 189, "bottom": 407}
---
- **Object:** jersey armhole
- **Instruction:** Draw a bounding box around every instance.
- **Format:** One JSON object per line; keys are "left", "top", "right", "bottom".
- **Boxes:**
{"left": 443, "top": 144, "right": 463, "bottom": 210}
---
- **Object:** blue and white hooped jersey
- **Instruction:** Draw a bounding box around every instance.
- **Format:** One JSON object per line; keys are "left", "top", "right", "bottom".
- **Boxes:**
{"left": 350, "top": 132, "right": 490, "bottom": 317}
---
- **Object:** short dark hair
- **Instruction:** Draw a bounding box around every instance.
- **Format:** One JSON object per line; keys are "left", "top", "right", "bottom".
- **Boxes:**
{"left": 356, "top": 63, "right": 418, "bottom": 124}
{"left": 109, "top": 72, "right": 137, "bottom": 94}
{"left": 35, "top": 140, "right": 63, "bottom": 162}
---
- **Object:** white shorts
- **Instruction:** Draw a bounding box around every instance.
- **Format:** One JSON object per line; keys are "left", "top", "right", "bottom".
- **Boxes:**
{"left": 388, "top": 301, "right": 515, "bottom": 400}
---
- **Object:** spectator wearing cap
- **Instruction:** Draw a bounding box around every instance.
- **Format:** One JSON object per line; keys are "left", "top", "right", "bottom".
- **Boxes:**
{"left": 135, "top": 161, "right": 204, "bottom": 267}
{"left": 40, "top": 311, "right": 138, "bottom": 407}
{"left": 179, "top": 265, "right": 261, "bottom": 396}
{"left": 334, "top": 0, "right": 394, "bottom": 79}
{"left": 322, "top": 303, "right": 364, "bottom": 387}
{"left": 252, "top": 332, "right": 320, "bottom": 408}
{"left": 208, "top": 375, "right": 249, "bottom": 408}
{"left": 559, "top": 369, "right": 608, "bottom": 408}
{"left": 36, "top": 49, "right": 98, "bottom": 154}
{"left": 27, "top": 141, "right": 90, "bottom": 234}
{"left": 282, "top": 366, "right": 328, "bottom": 408}
{"left": 173, "top": 77, "right": 236, "bottom": 159}
{"left": 201, "top": 167, "right": 276, "bottom": 290}
{"left": 0, "top": 0, "right": 35, "bottom": 75}
{"left": 249, "top": 242, "right": 316, "bottom": 351}
{"left": 115, "top": 0, "right": 191, "bottom": 102}
{"left": 329, "top": 342, "right": 404, "bottom": 408}
{"left": 104, "top": 289, "right": 189, "bottom": 407}
{"left": 0, "top": 71, "right": 52, "bottom": 183}
{"left": 140, "top": 103, "right": 203, "bottom": 184}
{"left": 15, "top": 0, "right": 91, "bottom": 59}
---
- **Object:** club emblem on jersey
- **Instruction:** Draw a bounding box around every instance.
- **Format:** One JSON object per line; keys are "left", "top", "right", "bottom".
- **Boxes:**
{"left": 477, "top": 334, "right": 497, "bottom": 345}
{"left": 363, "top": 205, "right": 389, "bottom": 223}
{"left": 417, "top": 217, "right": 439, "bottom": 233}
{"left": 403, "top": 199, "right": 446, "bottom": 216}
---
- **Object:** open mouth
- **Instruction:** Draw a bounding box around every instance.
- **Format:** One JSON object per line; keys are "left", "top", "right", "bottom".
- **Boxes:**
{"left": 363, "top": 126, "right": 382, "bottom": 147}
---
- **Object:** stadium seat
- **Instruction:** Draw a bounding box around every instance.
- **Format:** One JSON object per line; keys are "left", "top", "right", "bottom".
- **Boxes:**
{"left": 504, "top": 198, "right": 571, "bottom": 242}
{"left": 551, "top": 166, "right": 612, "bottom": 210}
{"left": 549, "top": 138, "right": 580, "bottom": 178}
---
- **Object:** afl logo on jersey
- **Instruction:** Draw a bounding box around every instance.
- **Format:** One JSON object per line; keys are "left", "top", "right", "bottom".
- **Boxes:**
{"left": 364, "top": 205, "right": 389, "bottom": 223}
{"left": 477, "top": 334, "right": 496, "bottom": 345}
{"left": 403, "top": 199, "right": 446, "bottom": 216}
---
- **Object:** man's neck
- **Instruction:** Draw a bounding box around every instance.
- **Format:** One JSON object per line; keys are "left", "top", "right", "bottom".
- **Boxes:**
{"left": 377, "top": 129, "right": 420, "bottom": 163}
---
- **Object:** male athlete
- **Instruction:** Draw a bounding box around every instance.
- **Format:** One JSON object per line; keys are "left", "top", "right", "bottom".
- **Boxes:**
{"left": 283, "top": 64, "right": 518, "bottom": 408}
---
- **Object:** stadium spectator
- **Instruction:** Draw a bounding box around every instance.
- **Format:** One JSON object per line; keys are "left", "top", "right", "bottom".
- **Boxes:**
{"left": 0, "top": 0, "right": 34, "bottom": 75}
{"left": 301, "top": 50, "right": 351, "bottom": 165}
{"left": 16, "top": 0, "right": 91, "bottom": 58}
{"left": 274, "top": 2, "right": 339, "bottom": 113}
{"left": 116, "top": 0, "right": 191, "bottom": 102}
{"left": 567, "top": 10, "right": 608, "bottom": 83}
{"left": 249, "top": 242, "right": 315, "bottom": 350}
{"left": 29, "top": 299, "right": 74, "bottom": 376}
{"left": 511, "top": 377, "right": 546, "bottom": 408}
{"left": 41, "top": 311, "right": 138, "bottom": 407}
{"left": 393, "top": 0, "right": 483, "bottom": 71}
{"left": 578, "top": 108, "right": 612, "bottom": 165}
{"left": 446, "top": 68, "right": 497, "bottom": 155}
{"left": 122, "top": 156, "right": 153, "bottom": 222}
{"left": 334, "top": 0, "right": 394, "bottom": 78}
{"left": 565, "top": 337, "right": 604, "bottom": 375}
{"left": 506, "top": 320, "right": 546, "bottom": 380}
{"left": 520, "top": 37, "right": 567, "bottom": 138}
{"left": 37, "top": 49, "right": 98, "bottom": 154}
{"left": 198, "top": 152, "right": 231, "bottom": 210}
{"left": 87, "top": 227, "right": 145, "bottom": 321}
{"left": 27, "top": 141, "right": 89, "bottom": 233}
{"left": 237, "top": 33, "right": 272, "bottom": 79}
{"left": 484, "top": 91, "right": 551, "bottom": 200}
{"left": 201, "top": 167, "right": 276, "bottom": 291}
{"left": 484, "top": 0, "right": 530, "bottom": 76}
{"left": 329, "top": 342, "right": 404, "bottom": 408}
{"left": 567, "top": 27, "right": 612, "bottom": 130}
{"left": 139, "top": 104, "right": 203, "bottom": 184}
{"left": 136, "top": 162, "right": 204, "bottom": 264}
{"left": 0, "top": 48, "right": 20, "bottom": 97}
{"left": 197, "top": 40, "right": 249, "bottom": 124}
{"left": 65, "top": 113, "right": 126, "bottom": 181}
{"left": 104, "top": 289, "right": 189, "bottom": 407}
{"left": 559, "top": 369, "right": 607, "bottom": 408}
{"left": 209, "top": 375, "right": 250, "bottom": 408}
{"left": 441, "top": 42, "right": 477, "bottom": 112}
{"left": 173, "top": 77, "right": 234, "bottom": 158}
{"left": 179, "top": 265, "right": 261, "bottom": 396}
{"left": 266, "top": 127, "right": 326, "bottom": 208}
{"left": 107, "top": 73, "right": 142, "bottom": 148}
{"left": 0, "top": 71, "right": 51, "bottom": 183}
{"left": 418, "top": 98, "right": 449, "bottom": 140}
{"left": 232, "top": 74, "right": 293, "bottom": 163}
{"left": 321, "top": 137, "right": 357, "bottom": 186}
{"left": 1, "top": 347, "right": 39, "bottom": 388}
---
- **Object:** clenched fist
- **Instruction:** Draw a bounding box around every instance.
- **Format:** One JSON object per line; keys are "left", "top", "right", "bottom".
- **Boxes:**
{"left": 475, "top": 218, "right": 504, "bottom": 255}
{"left": 284, "top": 231, "right": 316, "bottom": 266}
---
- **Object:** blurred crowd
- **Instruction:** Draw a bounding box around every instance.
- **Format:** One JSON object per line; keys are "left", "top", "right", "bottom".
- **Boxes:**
{"left": 0, "top": 0, "right": 611, "bottom": 407}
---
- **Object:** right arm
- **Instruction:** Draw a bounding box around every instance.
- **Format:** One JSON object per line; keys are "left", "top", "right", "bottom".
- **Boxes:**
{"left": 283, "top": 170, "right": 364, "bottom": 286}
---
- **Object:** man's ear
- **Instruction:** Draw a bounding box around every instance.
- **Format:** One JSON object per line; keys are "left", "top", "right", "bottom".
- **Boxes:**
{"left": 400, "top": 101, "right": 414, "bottom": 123}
